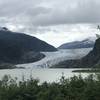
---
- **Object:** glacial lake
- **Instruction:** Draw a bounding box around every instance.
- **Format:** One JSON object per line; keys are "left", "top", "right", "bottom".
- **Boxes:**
{"left": 0, "top": 68, "right": 91, "bottom": 83}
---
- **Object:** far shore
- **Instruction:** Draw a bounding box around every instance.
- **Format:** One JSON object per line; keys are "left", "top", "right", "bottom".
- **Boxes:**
{"left": 72, "top": 68, "right": 100, "bottom": 73}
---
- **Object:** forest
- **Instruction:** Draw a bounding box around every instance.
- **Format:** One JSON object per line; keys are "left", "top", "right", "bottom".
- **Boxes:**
{"left": 0, "top": 74, "right": 100, "bottom": 100}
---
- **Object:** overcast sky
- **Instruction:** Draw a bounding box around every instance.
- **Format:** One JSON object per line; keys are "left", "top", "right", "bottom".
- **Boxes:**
{"left": 0, "top": 0, "right": 100, "bottom": 47}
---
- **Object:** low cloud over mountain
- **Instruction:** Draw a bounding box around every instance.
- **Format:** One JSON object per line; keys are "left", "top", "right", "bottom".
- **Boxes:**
{"left": 0, "top": 0, "right": 100, "bottom": 47}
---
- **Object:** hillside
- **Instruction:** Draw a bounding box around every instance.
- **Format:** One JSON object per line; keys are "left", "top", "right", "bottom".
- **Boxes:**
{"left": 58, "top": 39, "right": 94, "bottom": 49}
{"left": 53, "top": 38, "right": 100, "bottom": 68}
{"left": 0, "top": 28, "right": 57, "bottom": 65}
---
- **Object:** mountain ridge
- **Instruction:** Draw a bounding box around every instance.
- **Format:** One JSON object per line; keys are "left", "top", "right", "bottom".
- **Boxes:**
{"left": 0, "top": 28, "right": 57, "bottom": 65}
{"left": 58, "top": 38, "right": 95, "bottom": 49}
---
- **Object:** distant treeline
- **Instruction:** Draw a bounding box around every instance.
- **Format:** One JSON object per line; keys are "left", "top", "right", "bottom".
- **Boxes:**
{"left": 0, "top": 74, "right": 100, "bottom": 100}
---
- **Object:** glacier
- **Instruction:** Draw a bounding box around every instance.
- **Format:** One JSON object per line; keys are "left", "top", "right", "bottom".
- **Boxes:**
{"left": 16, "top": 48, "right": 92, "bottom": 69}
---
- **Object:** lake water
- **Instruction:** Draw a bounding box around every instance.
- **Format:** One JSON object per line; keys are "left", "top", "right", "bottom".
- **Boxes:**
{"left": 0, "top": 68, "right": 91, "bottom": 83}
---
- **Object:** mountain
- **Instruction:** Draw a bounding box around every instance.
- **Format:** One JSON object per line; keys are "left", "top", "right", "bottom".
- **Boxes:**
{"left": 53, "top": 38, "right": 100, "bottom": 68}
{"left": 80, "top": 38, "right": 100, "bottom": 67}
{"left": 0, "top": 27, "right": 57, "bottom": 65}
{"left": 58, "top": 39, "right": 95, "bottom": 49}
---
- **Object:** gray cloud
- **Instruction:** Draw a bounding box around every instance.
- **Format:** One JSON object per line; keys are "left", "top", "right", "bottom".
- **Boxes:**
{"left": 0, "top": 0, "right": 100, "bottom": 33}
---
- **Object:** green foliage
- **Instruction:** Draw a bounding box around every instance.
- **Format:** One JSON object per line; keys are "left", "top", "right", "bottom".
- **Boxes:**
{"left": 0, "top": 74, "right": 100, "bottom": 100}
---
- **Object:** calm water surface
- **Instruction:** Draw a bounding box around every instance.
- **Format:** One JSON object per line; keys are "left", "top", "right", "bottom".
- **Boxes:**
{"left": 0, "top": 68, "right": 90, "bottom": 83}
